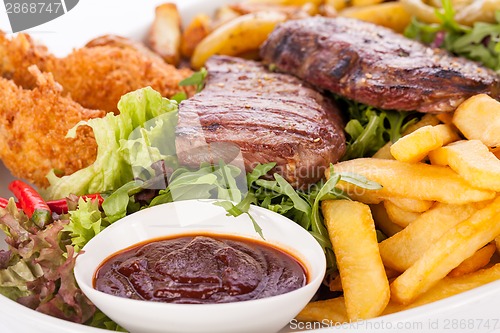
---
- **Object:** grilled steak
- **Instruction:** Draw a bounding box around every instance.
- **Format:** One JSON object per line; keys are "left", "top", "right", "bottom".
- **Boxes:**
{"left": 260, "top": 17, "right": 500, "bottom": 113}
{"left": 176, "top": 56, "right": 346, "bottom": 189}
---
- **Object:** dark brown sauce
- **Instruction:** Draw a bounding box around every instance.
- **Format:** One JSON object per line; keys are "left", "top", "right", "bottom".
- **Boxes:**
{"left": 93, "top": 234, "right": 307, "bottom": 304}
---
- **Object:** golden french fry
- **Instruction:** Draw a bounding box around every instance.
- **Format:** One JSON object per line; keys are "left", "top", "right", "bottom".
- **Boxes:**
{"left": 383, "top": 200, "right": 420, "bottom": 228}
{"left": 429, "top": 140, "right": 500, "bottom": 192}
{"left": 436, "top": 112, "right": 454, "bottom": 126}
{"left": 384, "top": 263, "right": 500, "bottom": 314}
{"left": 339, "top": 2, "right": 411, "bottom": 33}
{"left": 372, "top": 142, "right": 394, "bottom": 159}
{"left": 496, "top": 236, "right": 500, "bottom": 254}
{"left": 295, "top": 297, "right": 348, "bottom": 324}
{"left": 330, "top": 159, "right": 495, "bottom": 204}
{"left": 448, "top": 243, "right": 496, "bottom": 277}
{"left": 402, "top": 114, "right": 440, "bottom": 136}
{"left": 322, "top": 200, "right": 390, "bottom": 320}
{"left": 379, "top": 202, "right": 479, "bottom": 272}
{"left": 370, "top": 203, "right": 403, "bottom": 237}
{"left": 180, "top": 14, "right": 211, "bottom": 58}
{"left": 453, "top": 94, "right": 500, "bottom": 147}
{"left": 191, "top": 11, "right": 286, "bottom": 69}
{"left": 386, "top": 197, "right": 433, "bottom": 213}
{"left": 148, "top": 3, "right": 182, "bottom": 65}
{"left": 390, "top": 124, "right": 459, "bottom": 163}
{"left": 391, "top": 197, "right": 500, "bottom": 304}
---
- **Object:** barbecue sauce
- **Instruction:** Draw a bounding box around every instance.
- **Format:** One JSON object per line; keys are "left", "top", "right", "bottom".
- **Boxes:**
{"left": 94, "top": 235, "right": 307, "bottom": 304}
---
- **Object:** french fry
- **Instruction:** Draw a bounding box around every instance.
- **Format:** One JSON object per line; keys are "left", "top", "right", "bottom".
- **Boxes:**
{"left": 370, "top": 203, "right": 403, "bottom": 237}
{"left": 230, "top": 3, "right": 315, "bottom": 18}
{"left": 436, "top": 112, "right": 454, "bottom": 126}
{"left": 383, "top": 200, "right": 420, "bottom": 228}
{"left": 379, "top": 202, "right": 480, "bottom": 272}
{"left": 390, "top": 124, "right": 459, "bottom": 163}
{"left": 339, "top": 2, "right": 411, "bottom": 33}
{"left": 453, "top": 94, "right": 500, "bottom": 147}
{"left": 384, "top": 264, "right": 500, "bottom": 314}
{"left": 295, "top": 297, "right": 349, "bottom": 324}
{"left": 372, "top": 142, "right": 394, "bottom": 159}
{"left": 191, "top": 11, "right": 286, "bottom": 69}
{"left": 330, "top": 159, "right": 495, "bottom": 204}
{"left": 322, "top": 200, "right": 390, "bottom": 320}
{"left": 391, "top": 197, "right": 500, "bottom": 304}
{"left": 401, "top": 113, "right": 440, "bottom": 136}
{"left": 385, "top": 197, "right": 433, "bottom": 213}
{"left": 448, "top": 243, "right": 496, "bottom": 277}
{"left": 148, "top": 3, "right": 182, "bottom": 65}
{"left": 496, "top": 236, "right": 500, "bottom": 254}
{"left": 429, "top": 140, "right": 500, "bottom": 192}
{"left": 180, "top": 14, "right": 211, "bottom": 58}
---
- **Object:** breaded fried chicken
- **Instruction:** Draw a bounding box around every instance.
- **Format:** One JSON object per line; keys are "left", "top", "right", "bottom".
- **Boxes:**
{"left": 0, "top": 66, "right": 105, "bottom": 187}
{"left": 0, "top": 32, "right": 194, "bottom": 114}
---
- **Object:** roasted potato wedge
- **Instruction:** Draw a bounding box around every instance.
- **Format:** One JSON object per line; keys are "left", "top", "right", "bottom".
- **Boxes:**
{"left": 181, "top": 14, "right": 211, "bottom": 58}
{"left": 339, "top": 2, "right": 411, "bottom": 33}
{"left": 148, "top": 3, "right": 182, "bottom": 65}
{"left": 191, "top": 11, "right": 286, "bottom": 69}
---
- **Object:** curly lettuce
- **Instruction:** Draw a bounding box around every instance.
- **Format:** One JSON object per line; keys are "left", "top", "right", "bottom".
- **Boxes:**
{"left": 45, "top": 87, "right": 179, "bottom": 200}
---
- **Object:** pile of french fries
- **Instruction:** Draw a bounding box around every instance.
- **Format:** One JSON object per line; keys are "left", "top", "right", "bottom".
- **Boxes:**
{"left": 297, "top": 93, "right": 500, "bottom": 323}
{"left": 147, "top": 0, "right": 412, "bottom": 69}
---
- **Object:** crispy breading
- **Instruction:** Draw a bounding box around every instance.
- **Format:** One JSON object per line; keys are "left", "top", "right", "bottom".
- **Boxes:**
{"left": 0, "top": 32, "right": 194, "bottom": 114}
{"left": 0, "top": 66, "right": 105, "bottom": 188}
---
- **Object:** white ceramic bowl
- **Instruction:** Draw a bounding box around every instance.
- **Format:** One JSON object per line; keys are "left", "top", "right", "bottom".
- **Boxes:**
{"left": 74, "top": 200, "right": 326, "bottom": 333}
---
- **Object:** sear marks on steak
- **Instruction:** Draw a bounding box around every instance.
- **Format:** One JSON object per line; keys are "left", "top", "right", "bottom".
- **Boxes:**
{"left": 176, "top": 56, "right": 346, "bottom": 189}
{"left": 260, "top": 17, "right": 500, "bottom": 113}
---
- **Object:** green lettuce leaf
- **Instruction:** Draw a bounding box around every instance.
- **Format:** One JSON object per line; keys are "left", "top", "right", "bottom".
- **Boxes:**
{"left": 45, "top": 87, "right": 178, "bottom": 200}
{"left": 64, "top": 197, "right": 106, "bottom": 252}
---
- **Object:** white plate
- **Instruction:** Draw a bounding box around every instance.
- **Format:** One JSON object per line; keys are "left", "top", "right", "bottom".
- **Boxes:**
{"left": 0, "top": 1, "right": 500, "bottom": 332}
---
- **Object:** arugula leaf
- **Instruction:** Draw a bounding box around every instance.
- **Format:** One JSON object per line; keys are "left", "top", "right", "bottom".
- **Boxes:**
{"left": 179, "top": 68, "right": 208, "bottom": 93}
{"left": 341, "top": 101, "right": 417, "bottom": 160}
{"left": 404, "top": 0, "right": 500, "bottom": 71}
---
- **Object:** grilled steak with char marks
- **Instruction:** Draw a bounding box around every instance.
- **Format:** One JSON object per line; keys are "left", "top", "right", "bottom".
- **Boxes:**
{"left": 260, "top": 17, "right": 500, "bottom": 113}
{"left": 176, "top": 56, "right": 346, "bottom": 189}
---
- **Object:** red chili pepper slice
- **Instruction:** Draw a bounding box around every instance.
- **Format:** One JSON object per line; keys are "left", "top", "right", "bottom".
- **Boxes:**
{"left": 8, "top": 180, "right": 52, "bottom": 228}
{"left": 47, "top": 193, "right": 104, "bottom": 215}
{"left": 0, "top": 197, "right": 9, "bottom": 209}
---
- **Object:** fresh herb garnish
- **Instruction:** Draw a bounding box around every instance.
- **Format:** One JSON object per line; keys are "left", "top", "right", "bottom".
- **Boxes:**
{"left": 340, "top": 100, "right": 417, "bottom": 160}
{"left": 179, "top": 68, "right": 208, "bottom": 93}
{"left": 405, "top": 0, "right": 500, "bottom": 71}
